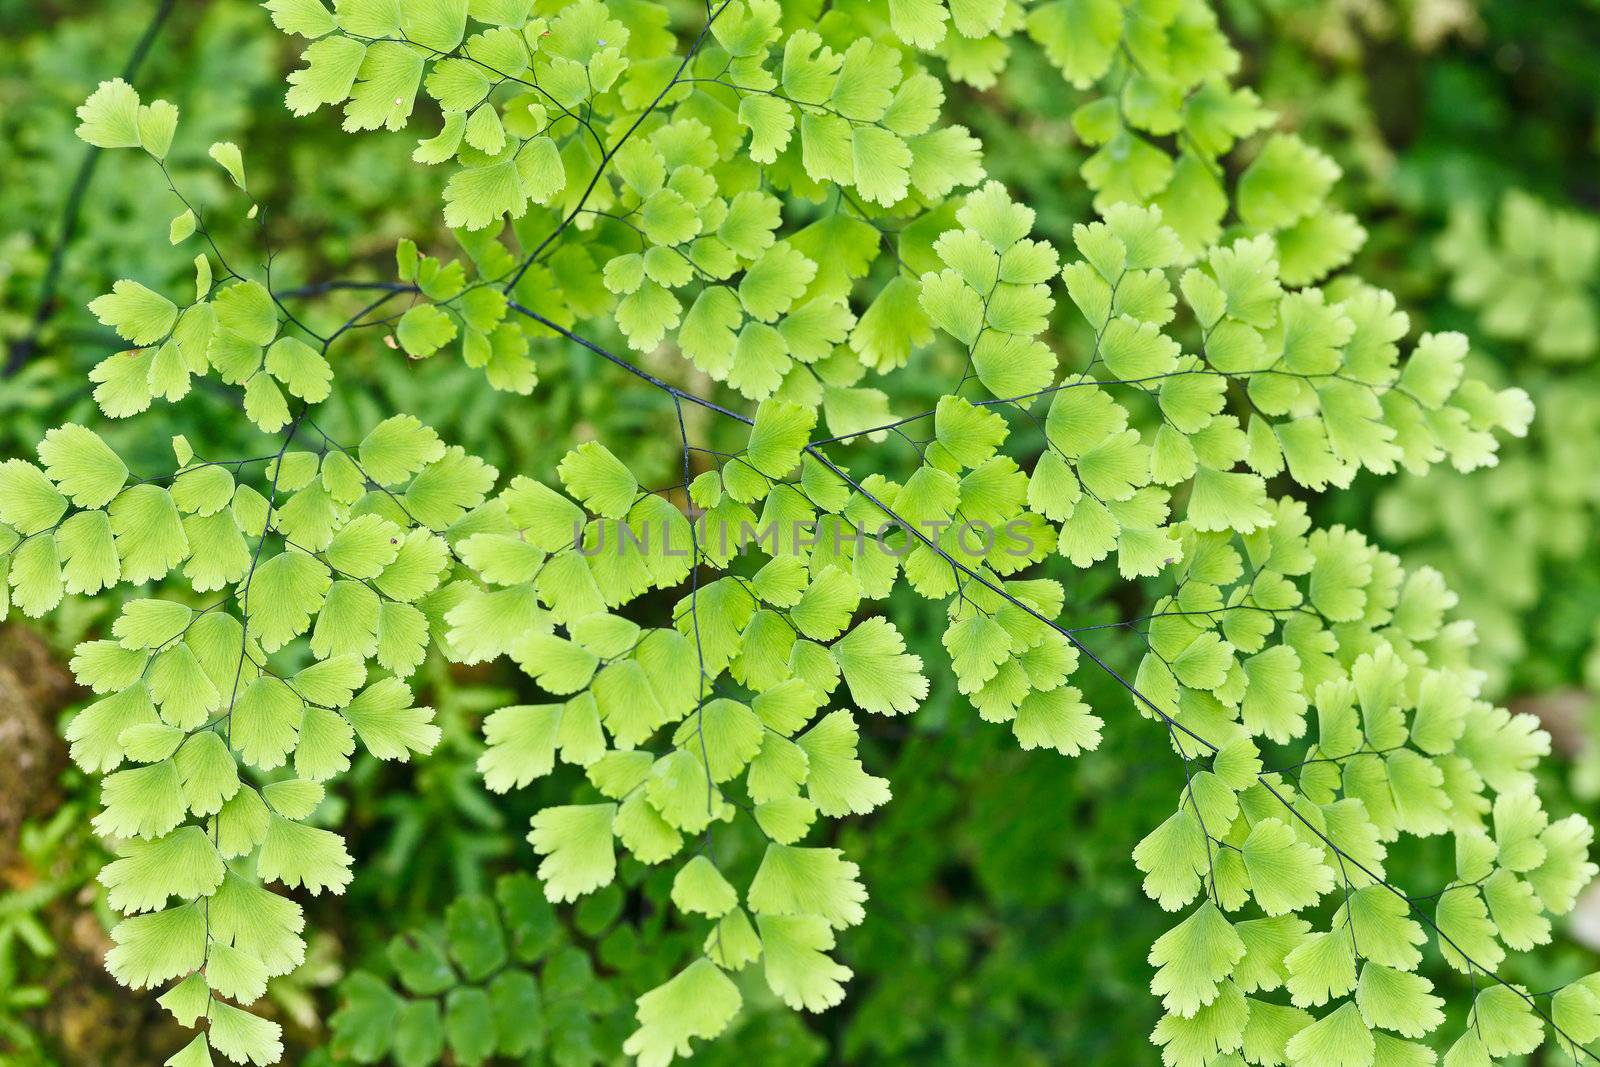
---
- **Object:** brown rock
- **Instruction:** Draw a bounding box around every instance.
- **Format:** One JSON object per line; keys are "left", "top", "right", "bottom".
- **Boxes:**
{"left": 0, "top": 624, "right": 76, "bottom": 871}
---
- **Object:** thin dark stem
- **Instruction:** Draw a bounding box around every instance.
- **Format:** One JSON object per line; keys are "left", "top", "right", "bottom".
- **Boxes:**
{"left": 507, "top": 301, "right": 752, "bottom": 424}
{"left": 5, "top": 0, "right": 179, "bottom": 376}
{"left": 501, "top": 0, "right": 733, "bottom": 293}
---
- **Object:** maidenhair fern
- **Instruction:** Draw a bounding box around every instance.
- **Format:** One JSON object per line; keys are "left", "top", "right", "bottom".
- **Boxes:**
{"left": 1377, "top": 191, "right": 1600, "bottom": 692}
{"left": 3, "top": 1, "right": 1596, "bottom": 1065}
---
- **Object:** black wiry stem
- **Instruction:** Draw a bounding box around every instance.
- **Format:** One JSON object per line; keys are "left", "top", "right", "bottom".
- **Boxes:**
{"left": 5, "top": 0, "right": 179, "bottom": 376}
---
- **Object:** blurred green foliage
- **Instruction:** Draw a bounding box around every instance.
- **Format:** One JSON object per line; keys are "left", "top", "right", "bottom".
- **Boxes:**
{"left": 0, "top": 0, "right": 1595, "bottom": 1062}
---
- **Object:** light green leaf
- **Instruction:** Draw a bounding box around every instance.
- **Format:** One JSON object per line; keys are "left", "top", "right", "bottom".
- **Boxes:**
{"left": 527, "top": 803, "right": 617, "bottom": 902}
{"left": 622, "top": 958, "right": 741, "bottom": 1067}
